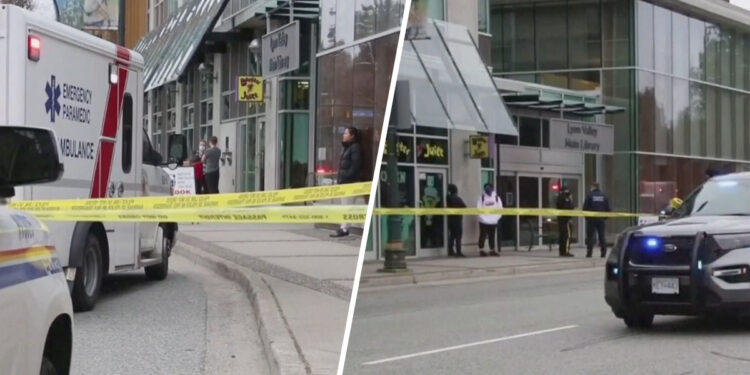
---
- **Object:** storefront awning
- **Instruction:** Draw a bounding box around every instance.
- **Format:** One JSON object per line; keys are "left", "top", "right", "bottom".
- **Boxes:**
{"left": 498, "top": 86, "right": 626, "bottom": 116}
{"left": 215, "top": 0, "right": 320, "bottom": 32}
{"left": 134, "top": 0, "right": 230, "bottom": 92}
{"left": 400, "top": 20, "right": 518, "bottom": 136}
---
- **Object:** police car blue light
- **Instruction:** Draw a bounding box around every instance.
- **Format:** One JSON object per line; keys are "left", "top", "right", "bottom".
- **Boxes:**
{"left": 645, "top": 237, "right": 660, "bottom": 250}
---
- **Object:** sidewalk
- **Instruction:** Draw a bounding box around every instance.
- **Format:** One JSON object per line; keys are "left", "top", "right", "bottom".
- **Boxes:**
{"left": 359, "top": 246, "right": 608, "bottom": 289}
{"left": 174, "top": 223, "right": 360, "bottom": 375}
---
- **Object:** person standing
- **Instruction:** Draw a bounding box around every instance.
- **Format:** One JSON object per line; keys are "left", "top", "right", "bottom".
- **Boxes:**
{"left": 190, "top": 155, "right": 206, "bottom": 194}
{"left": 556, "top": 186, "right": 574, "bottom": 257}
{"left": 446, "top": 184, "right": 466, "bottom": 257}
{"left": 583, "top": 182, "right": 610, "bottom": 258}
{"left": 477, "top": 183, "right": 502, "bottom": 257}
{"left": 331, "top": 127, "right": 362, "bottom": 238}
{"left": 202, "top": 136, "right": 221, "bottom": 194}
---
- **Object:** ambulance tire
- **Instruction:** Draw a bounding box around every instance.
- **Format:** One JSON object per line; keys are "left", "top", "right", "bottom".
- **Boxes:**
{"left": 71, "top": 233, "right": 103, "bottom": 312}
{"left": 40, "top": 357, "right": 58, "bottom": 375}
{"left": 145, "top": 234, "right": 170, "bottom": 281}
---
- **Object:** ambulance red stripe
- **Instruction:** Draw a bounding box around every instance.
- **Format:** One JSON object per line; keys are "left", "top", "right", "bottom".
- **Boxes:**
{"left": 90, "top": 46, "right": 131, "bottom": 199}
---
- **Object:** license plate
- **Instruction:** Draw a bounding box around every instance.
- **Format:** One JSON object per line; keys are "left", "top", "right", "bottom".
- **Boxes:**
{"left": 652, "top": 277, "right": 679, "bottom": 295}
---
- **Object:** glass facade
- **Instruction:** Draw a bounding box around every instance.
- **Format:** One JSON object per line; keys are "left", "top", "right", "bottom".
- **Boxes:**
{"left": 317, "top": 31, "right": 400, "bottom": 185}
{"left": 491, "top": 0, "right": 750, "bottom": 239}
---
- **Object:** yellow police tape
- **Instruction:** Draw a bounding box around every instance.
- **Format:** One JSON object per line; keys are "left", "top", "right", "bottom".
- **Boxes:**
{"left": 31, "top": 206, "right": 369, "bottom": 224}
{"left": 24, "top": 206, "right": 641, "bottom": 224}
{"left": 10, "top": 182, "right": 372, "bottom": 212}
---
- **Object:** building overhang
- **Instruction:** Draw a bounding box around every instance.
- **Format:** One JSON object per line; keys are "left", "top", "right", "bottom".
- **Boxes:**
{"left": 400, "top": 19, "right": 518, "bottom": 136}
{"left": 494, "top": 77, "right": 625, "bottom": 116}
{"left": 213, "top": 0, "right": 320, "bottom": 33}
{"left": 134, "top": 0, "right": 230, "bottom": 92}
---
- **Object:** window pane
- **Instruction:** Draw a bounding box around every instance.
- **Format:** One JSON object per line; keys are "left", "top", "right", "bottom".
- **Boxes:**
{"left": 536, "top": 1, "right": 567, "bottom": 70}
{"left": 353, "top": 42, "right": 375, "bottom": 108}
{"left": 519, "top": 117, "right": 541, "bottom": 147}
{"left": 281, "top": 113, "right": 309, "bottom": 188}
{"left": 280, "top": 80, "right": 311, "bottom": 110}
{"left": 320, "top": 0, "right": 337, "bottom": 50}
{"left": 672, "top": 78, "right": 689, "bottom": 156}
{"left": 122, "top": 94, "right": 133, "bottom": 174}
{"left": 654, "top": 74, "right": 671, "bottom": 153}
{"left": 720, "top": 29, "right": 732, "bottom": 87}
{"left": 734, "top": 34, "right": 748, "bottom": 90}
{"left": 689, "top": 81, "right": 705, "bottom": 156}
{"left": 672, "top": 12, "right": 689, "bottom": 78}
{"left": 377, "top": 0, "right": 405, "bottom": 32}
{"left": 653, "top": 5, "right": 671, "bottom": 74}
{"left": 637, "top": 1, "right": 654, "bottom": 69}
{"left": 689, "top": 17, "right": 705, "bottom": 81}
{"left": 736, "top": 93, "right": 746, "bottom": 159}
{"left": 335, "top": 48, "right": 354, "bottom": 106}
{"left": 638, "top": 71, "right": 655, "bottom": 152}
{"left": 478, "top": 0, "right": 489, "bottom": 33}
{"left": 502, "top": 5, "right": 535, "bottom": 71}
{"left": 720, "top": 89, "right": 733, "bottom": 159}
{"left": 705, "top": 85, "right": 718, "bottom": 157}
{"left": 355, "top": 0, "right": 376, "bottom": 40}
{"left": 424, "top": 0, "right": 445, "bottom": 20}
{"left": 602, "top": 0, "right": 631, "bottom": 66}
{"left": 705, "top": 23, "right": 720, "bottom": 84}
{"left": 568, "top": 0, "right": 601, "bottom": 69}
{"left": 336, "top": 0, "right": 355, "bottom": 45}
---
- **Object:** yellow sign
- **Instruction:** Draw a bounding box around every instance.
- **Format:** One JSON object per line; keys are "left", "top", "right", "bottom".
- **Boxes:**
{"left": 238, "top": 76, "right": 263, "bottom": 102}
{"left": 469, "top": 135, "right": 489, "bottom": 159}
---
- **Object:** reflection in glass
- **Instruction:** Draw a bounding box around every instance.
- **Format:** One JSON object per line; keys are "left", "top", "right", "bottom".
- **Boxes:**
{"left": 380, "top": 166, "right": 416, "bottom": 256}
{"left": 637, "top": 1, "right": 654, "bottom": 69}
{"left": 672, "top": 12, "right": 689, "bottom": 78}
{"left": 568, "top": 0, "right": 601, "bottom": 69}
{"left": 535, "top": 2, "right": 567, "bottom": 70}
{"left": 654, "top": 5, "right": 671, "bottom": 74}
{"left": 419, "top": 172, "right": 445, "bottom": 249}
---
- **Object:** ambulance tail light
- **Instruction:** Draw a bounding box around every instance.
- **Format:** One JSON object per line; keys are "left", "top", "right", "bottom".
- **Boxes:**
{"left": 28, "top": 35, "right": 41, "bottom": 61}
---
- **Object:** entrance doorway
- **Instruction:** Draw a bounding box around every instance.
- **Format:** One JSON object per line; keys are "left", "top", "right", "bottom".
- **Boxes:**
{"left": 498, "top": 173, "right": 582, "bottom": 251}
{"left": 240, "top": 117, "right": 265, "bottom": 192}
{"left": 417, "top": 169, "right": 446, "bottom": 256}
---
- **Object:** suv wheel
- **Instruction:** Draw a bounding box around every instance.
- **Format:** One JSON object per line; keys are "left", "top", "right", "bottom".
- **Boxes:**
{"left": 623, "top": 311, "right": 654, "bottom": 328}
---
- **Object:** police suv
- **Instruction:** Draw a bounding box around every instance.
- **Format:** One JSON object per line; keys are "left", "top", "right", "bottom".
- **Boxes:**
{"left": 606, "top": 172, "right": 750, "bottom": 328}
{"left": 0, "top": 126, "right": 72, "bottom": 375}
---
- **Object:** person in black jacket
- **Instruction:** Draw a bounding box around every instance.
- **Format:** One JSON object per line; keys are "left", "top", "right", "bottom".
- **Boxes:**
{"left": 446, "top": 184, "right": 466, "bottom": 257}
{"left": 583, "top": 182, "right": 611, "bottom": 258}
{"left": 331, "top": 126, "right": 363, "bottom": 238}
{"left": 556, "top": 186, "right": 574, "bottom": 257}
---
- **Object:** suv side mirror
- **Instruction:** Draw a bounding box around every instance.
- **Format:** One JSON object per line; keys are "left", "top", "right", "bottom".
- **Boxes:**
{"left": 0, "top": 126, "right": 63, "bottom": 198}
{"left": 168, "top": 134, "right": 188, "bottom": 165}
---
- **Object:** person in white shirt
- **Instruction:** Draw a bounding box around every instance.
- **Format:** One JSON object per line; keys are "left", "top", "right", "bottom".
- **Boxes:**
{"left": 477, "top": 183, "right": 502, "bottom": 257}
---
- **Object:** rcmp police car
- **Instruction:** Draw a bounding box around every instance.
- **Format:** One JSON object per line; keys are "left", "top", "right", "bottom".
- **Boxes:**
{"left": 0, "top": 126, "right": 72, "bottom": 375}
{"left": 606, "top": 172, "right": 750, "bottom": 328}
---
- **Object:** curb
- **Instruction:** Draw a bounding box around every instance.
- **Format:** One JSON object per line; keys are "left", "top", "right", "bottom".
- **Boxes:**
{"left": 174, "top": 240, "right": 308, "bottom": 375}
{"left": 178, "top": 232, "right": 352, "bottom": 302}
{"left": 359, "top": 259, "right": 607, "bottom": 288}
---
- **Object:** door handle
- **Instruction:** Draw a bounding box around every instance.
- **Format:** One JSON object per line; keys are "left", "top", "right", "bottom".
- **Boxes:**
{"left": 108, "top": 182, "right": 116, "bottom": 198}
{"left": 117, "top": 182, "right": 125, "bottom": 197}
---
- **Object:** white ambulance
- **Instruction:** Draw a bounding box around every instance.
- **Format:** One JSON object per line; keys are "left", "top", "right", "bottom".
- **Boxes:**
{"left": 0, "top": 4, "right": 184, "bottom": 312}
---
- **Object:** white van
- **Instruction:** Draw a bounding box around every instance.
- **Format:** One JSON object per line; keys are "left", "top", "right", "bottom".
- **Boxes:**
{"left": 0, "top": 125, "right": 73, "bottom": 375}
{"left": 0, "top": 4, "right": 185, "bottom": 311}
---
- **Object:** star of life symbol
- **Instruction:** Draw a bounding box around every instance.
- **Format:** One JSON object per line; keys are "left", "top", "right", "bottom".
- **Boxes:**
{"left": 45, "top": 75, "right": 61, "bottom": 122}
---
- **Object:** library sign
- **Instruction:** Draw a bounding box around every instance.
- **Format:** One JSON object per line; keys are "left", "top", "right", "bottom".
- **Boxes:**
{"left": 549, "top": 119, "right": 614, "bottom": 155}
{"left": 262, "top": 21, "right": 300, "bottom": 78}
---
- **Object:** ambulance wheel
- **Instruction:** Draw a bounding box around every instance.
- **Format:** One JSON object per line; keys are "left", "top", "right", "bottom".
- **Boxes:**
{"left": 145, "top": 234, "right": 170, "bottom": 281}
{"left": 72, "top": 233, "right": 103, "bottom": 312}
{"left": 40, "top": 357, "right": 58, "bottom": 375}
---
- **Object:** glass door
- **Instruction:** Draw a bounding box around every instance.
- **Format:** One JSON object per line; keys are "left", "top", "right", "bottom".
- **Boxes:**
{"left": 518, "top": 176, "right": 540, "bottom": 248}
{"left": 417, "top": 169, "right": 446, "bottom": 255}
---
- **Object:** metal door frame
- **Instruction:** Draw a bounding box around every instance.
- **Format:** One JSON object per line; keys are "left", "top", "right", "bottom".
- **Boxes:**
{"left": 514, "top": 172, "right": 583, "bottom": 250}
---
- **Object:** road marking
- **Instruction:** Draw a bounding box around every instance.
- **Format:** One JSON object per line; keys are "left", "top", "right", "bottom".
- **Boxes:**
{"left": 362, "top": 325, "right": 579, "bottom": 366}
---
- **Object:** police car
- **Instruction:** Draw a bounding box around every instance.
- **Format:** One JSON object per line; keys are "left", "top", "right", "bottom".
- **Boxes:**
{"left": 0, "top": 126, "right": 72, "bottom": 374}
{"left": 606, "top": 172, "right": 750, "bottom": 328}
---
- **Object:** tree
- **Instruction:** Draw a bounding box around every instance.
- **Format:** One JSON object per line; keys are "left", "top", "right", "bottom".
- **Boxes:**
{"left": 0, "top": 0, "right": 35, "bottom": 10}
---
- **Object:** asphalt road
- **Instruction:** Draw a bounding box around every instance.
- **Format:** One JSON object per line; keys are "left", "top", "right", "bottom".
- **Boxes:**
{"left": 72, "top": 255, "right": 269, "bottom": 375}
{"left": 344, "top": 269, "right": 750, "bottom": 374}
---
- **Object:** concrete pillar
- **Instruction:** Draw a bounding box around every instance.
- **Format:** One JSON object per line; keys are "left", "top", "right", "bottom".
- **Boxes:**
{"left": 450, "top": 129, "right": 483, "bottom": 248}
{"left": 264, "top": 77, "right": 279, "bottom": 191}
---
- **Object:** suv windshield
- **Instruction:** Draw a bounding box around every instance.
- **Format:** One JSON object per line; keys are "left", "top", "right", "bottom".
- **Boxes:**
{"left": 675, "top": 178, "right": 750, "bottom": 217}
